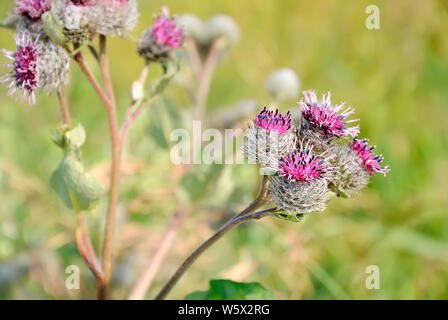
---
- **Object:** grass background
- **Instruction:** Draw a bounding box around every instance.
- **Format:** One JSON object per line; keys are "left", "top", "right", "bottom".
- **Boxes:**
{"left": 1, "top": 0, "right": 448, "bottom": 299}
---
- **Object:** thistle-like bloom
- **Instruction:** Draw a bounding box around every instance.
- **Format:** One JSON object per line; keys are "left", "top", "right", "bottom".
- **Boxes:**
{"left": 2, "top": 33, "right": 40, "bottom": 104}
{"left": 350, "top": 138, "right": 389, "bottom": 176}
{"left": 153, "top": 12, "right": 184, "bottom": 48}
{"left": 254, "top": 107, "right": 292, "bottom": 133}
{"left": 269, "top": 143, "right": 333, "bottom": 215}
{"left": 278, "top": 143, "right": 330, "bottom": 182}
{"left": 91, "top": 0, "right": 139, "bottom": 37}
{"left": 2, "top": 33, "right": 71, "bottom": 104}
{"left": 138, "top": 7, "right": 184, "bottom": 63}
{"left": 244, "top": 107, "right": 296, "bottom": 168}
{"left": 299, "top": 90, "right": 359, "bottom": 149}
{"left": 15, "top": 0, "right": 51, "bottom": 22}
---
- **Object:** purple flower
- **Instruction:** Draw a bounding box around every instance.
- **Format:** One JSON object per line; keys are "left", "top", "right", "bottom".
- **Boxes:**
{"left": 254, "top": 107, "right": 292, "bottom": 134}
{"left": 300, "top": 90, "right": 359, "bottom": 138}
{"left": 350, "top": 138, "right": 389, "bottom": 176}
{"left": 1, "top": 33, "right": 40, "bottom": 104}
{"left": 278, "top": 142, "right": 333, "bottom": 182}
{"left": 153, "top": 7, "right": 184, "bottom": 48}
{"left": 15, "top": 0, "right": 51, "bottom": 22}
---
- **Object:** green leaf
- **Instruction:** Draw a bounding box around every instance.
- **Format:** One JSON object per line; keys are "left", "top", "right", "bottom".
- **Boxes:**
{"left": 65, "top": 123, "right": 86, "bottom": 149}
{"left": 274, "top": 211, "right": 305, "bottom": 223}
{"left": 50, "top": 124, "right": 70, "bottom": 149}
{"left": 51, "top": 156, "right": 105, "bottom": 211}
{"left": 149, "top": 62, "right": 179, "bottom": 98}
{"left": 41, "top": 10, "right": 67, "bottom": 47}
{"left": 185, "top": 279, "right": 273, "bottom": 300}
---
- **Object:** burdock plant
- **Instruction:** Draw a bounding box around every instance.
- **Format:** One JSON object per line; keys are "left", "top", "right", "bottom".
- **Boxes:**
{"left": 1, "top": 1, "right": 389, "bottom": 300}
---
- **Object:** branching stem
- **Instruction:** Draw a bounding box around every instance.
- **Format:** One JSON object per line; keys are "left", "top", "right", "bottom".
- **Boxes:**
{"left": 154, "top": 206, "right": 277, "bottom": 300}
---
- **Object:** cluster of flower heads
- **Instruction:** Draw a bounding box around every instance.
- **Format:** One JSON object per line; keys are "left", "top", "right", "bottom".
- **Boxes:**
{"left": 244, "top": 90, "right": 389, "bottom": 220}
{"left": 2, "top": 1, "right": 184, "bottom": 104}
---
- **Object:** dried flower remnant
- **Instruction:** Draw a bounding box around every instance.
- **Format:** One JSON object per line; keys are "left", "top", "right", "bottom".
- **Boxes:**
{"left": 92, "top": 0, "right": 139, "bottom": 37}
{"left": 350, "top": 137, "right": 389, "bottom": 176}
{"left": 269, "top": 143, "right": 333, "bottom": 215}
{"left": 138, "top": 7, "right": 184, "bottom": 63}
{"left": 244, "top": 107, "right": 296, "bottom": 168}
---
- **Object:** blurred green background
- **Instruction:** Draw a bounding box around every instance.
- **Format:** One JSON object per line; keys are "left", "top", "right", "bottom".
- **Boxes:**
{"left": 1, "top": 0, "right": 448, "bottom": 299}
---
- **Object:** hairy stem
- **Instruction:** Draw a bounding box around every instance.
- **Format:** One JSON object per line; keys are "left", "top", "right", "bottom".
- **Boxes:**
{"left": 154, "top": 207, "right": 277, "bottom": 300}
{"left": 193, "top": 38, "right": 220, "bottom": 121}
{"left": 74, "top": 45, "right": 120, "bottom": 299}
{"left": 71, "top": 191, "right": 103, "bottom": 283}
{"left": 57, "top": 89, "right": 72, "bottom": 127}
{"left": 233, "top": 175, "right": 269, "bottom": 219}
{"left": 74, "top": 52, "right": 112, "bottom": 107}
{"left": 97, "top": 37, "right": 121, "bottom": 300}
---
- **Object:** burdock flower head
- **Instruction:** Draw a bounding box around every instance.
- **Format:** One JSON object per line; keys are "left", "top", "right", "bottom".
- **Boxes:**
{"left": 138, "top": 7, "right": 184, "bottom": 63}
{"left": 269, "top": 142, "right": 333, "bottom": 216}
{"left": 2, "top": 33, "right": 39, "bottom": 103}
{"left": 91, "top": 0, "right": 139, "bottom": 37}
{"left": 329, "top": 137, "right": 389, "bottom": 198}
{"left": 299, "top": 90, "right": 359, "bottom": 150}
{"left": 244, "top": 107, "right": 296, "bottom": 169}
{"left": 14, "top": 0, "right": 51, "bottom": 35}
{"left": 15, "top": 0, "right": 51, "bottom": 22}
{"left": 2, "top": 32, "right": 70, "bottom": 104}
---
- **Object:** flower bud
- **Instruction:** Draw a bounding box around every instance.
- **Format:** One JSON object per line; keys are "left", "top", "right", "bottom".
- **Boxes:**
{"left": 244, "top": 107, "right": 296, "bottom": 168}
{"left": 138, "top": 8, "right": 184, "bottom": 63}
{"left": 205, "top": 14, "right": 239, "bottom": 47}
{"left": 91, "top": 0, "right": 139, "bottom": 37}
{"left": 265, "top": 68, "right": 300, "bottom": 102}
{"left": 176, "top": 13, "right": 206, "bottom": 43}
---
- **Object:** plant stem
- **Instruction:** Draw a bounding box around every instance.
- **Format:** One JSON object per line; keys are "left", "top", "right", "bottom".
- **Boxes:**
{"left": 154, "top": 207, "right": 277, "bottom": 300}
{"left": 99, "top": 36, "right": 115, "bottom": 106}
{"left": 184, "top": 36, "right": 202, "bottom": 81}
{"left": 57, "top": 89, "right": 71, "bottom": 127}
{"left": 96, "top": 37, "right": 121, "bottom": 300}
{"left": 128, "top": 211, "right": 185, "bottom": 300}
{"left": 74, "top": 52, "right": 112, "bottom": 107}
{"left": 71, "top": 191, "right": 103, "bottom": 283}
{"left": 233, "top": 175, "right": 269, "bottom": 219}
{"left": 74, "top": 43, "right": 120, "bottom": 299}
{"left": 193, "top": 38, "right": 220, "bottom": 121}
{"left": 57, "top": 86, "right": 103, "bottom": 286}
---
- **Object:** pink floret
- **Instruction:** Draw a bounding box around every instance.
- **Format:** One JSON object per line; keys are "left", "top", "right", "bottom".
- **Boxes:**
{"left": 300, "top": 90, "right": 359, "bottom": 138}
{"left": 350, "top": 138, "right": 389, "bottom": 176}
{"left": 254, "top": 107, "right": 292, "bottom": 134}
{"left": 279, "top": 143, "right": 329, "bottom": 182}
